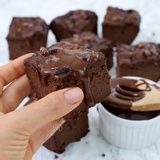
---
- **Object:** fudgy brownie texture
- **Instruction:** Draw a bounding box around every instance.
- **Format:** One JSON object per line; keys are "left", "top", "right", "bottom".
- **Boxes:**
{"left": 62, "top": 32, "right": 113, "bottom": 70}
{"left": 24, "top": 42, "right": 110, "bottom": 153}
{"left": 43, "top": 105, "right": 89, "bottom": 153}
{"left": 25, "top": 42, "right": 111, "bottom": 106}
{"left": 24, "top": 94, "right": 88, "bottom": 153}
{"left": 116, "top": 43, "right": 160, "bottom": 81}
{"left": 7, "top": 17, "right": 49, "bottom": 59}
{"left": 102, "top": 6, "right": 140, "bottom": 44}
{"left": 50, "top": 10, "right": 98, "bottom": 41}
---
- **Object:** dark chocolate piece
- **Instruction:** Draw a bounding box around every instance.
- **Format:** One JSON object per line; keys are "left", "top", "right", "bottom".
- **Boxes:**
{"left": 102, "top": 6, "right": 140, "bottom": 44}
{"left": 62, "top": 32, "right": 113, "bottom": 69}
{"left": 116, "top": 43, "right": 160, "bottom": 81}
{"left": 7, "top": 17, "right": 49, "bottom": 59}
{"left": 50, "top": 10, "right": 97, "bottom": 41}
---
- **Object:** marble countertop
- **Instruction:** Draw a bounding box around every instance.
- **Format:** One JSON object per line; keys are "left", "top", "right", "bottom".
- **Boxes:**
{"left": 1, "top": 0, "right": 160, "bottom": 159}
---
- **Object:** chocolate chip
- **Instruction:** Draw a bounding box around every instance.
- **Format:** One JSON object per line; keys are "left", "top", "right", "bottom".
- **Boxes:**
{"left": 55, "top": 67, "right": 70, "bottom": 75}
{"left": 40, "top": 47, "right": 49, "bottom": 55}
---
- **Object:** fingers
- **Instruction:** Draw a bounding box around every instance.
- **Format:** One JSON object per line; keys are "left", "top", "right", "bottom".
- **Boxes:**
{"left": 0, "top": 53, "right": 33, "bottom": 95}
{"left": 3, "top": 87, "right": 84, "bottom": 135}
{"left": 0, "top": 75, "right": 31, "bottom": 113}
{"left": 29, "top": 118, "right": 65, "bottom": 154}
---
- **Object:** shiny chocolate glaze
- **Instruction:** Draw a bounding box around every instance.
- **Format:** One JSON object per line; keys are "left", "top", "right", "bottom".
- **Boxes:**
{"left": 32, "top": 43, "right": 107, "bottom": 106}
{"left": 102, "top": 78, "right": 160, "bottom": 120}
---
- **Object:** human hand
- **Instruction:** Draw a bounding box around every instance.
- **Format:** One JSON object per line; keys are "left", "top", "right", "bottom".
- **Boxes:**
{"left": 0, "top": 54, "right": 84, "bottom": 160}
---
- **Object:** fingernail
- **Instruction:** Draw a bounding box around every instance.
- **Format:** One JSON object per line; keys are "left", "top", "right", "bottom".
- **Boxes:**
{"left": 64, "top": 87, "right": 84, "bottom": 105}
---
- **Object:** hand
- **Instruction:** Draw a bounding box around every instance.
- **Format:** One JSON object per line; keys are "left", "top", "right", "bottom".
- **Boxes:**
{"left": 0, "top": 54, "right": 84, "bottom": 160}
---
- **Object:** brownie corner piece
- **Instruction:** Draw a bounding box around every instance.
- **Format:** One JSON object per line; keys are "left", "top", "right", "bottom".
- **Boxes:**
{"left": 116, "top": 42, "right": 160, "bottom": 81}
{"left": 62, "top": 32, "right": 113, "bottom": 70}
{"left": 50, "top": 10, "right": 98, "bottom": 41}
{"left": 7, "top": 17, "right": 49, "bottom": 59}
{"left": 102, "top": 6, "right": 141, "bottom": 44}
{"left": 24, "top": 41, "right": 111, "bottom": 107}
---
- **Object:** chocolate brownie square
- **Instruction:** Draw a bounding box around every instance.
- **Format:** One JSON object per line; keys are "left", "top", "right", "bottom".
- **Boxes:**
{"left": 50, "top": 10, "right": 97, "bottom": 41}
{"left": 24, "top": 42, "right": 111, "bottom": 106}
{"left": 102, "top": 6, "right": 140, "bottom": 44}
{"left": 116, "top": 43, "right": 160, "bottom": 81}
{"left": 7, "top": 17, "right": 49, "bottom": 59}
{"left": 62, "top": 32, "right": 113, "bottom": 70}
{"left": 24, "top": 42, "right": 110, "bottom": 153}
{"left": 43, "top": 104, "right": 89, "bottom": 153}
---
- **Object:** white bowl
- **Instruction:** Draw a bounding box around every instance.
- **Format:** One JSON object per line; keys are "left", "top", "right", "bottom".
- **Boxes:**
{"left": 98, "top": 76, "right": 160, "bottom": 150}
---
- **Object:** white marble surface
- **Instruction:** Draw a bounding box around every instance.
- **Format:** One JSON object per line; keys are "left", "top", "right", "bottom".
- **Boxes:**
{"left": 1, "top": 0, "right": 160, "bottom": 160}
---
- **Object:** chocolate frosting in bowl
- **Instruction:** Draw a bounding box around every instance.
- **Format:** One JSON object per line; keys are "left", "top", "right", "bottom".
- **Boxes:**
{"left": 102, "top": 77, "right": 160, "bottom": 120}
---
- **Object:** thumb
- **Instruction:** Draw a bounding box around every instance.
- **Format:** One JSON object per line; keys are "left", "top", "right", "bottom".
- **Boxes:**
{"left": 3, "top": 87, "right": 84, "bottom": 135}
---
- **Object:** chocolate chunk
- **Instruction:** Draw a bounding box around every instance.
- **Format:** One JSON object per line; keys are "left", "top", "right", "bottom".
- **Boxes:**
{"left": 54, "top": 67, "right": 70, "bottom": 75}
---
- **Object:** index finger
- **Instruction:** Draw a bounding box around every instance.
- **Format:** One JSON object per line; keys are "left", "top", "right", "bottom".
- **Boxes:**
{"left": 0, "top": 53, "right": 33, "bottom": 93}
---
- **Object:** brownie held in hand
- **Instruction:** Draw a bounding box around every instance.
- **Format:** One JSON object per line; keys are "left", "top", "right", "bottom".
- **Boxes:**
{"left": 62, "top": 32, "right": 113, "bottom": 70}
{"left": 50, "top": 10, "right": 97, "bottom": 41}
{"left": 24, "top": 42, "right": 110, "bottom": 153}
{"left": 25, "top": 41, "right": 111, "bottom": 106}
{"left": 102, "top": 6, "right": 140, "bottom": 44}
{"left": 7, "top": 17, "right": 49, "bottom": 59}
{"left": 116, "top": 43, "right": 160, "bottom": 81}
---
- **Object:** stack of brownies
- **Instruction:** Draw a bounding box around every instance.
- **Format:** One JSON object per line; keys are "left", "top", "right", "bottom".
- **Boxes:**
{"left": 6, "top": 5, "right": 160, "bottom": 153}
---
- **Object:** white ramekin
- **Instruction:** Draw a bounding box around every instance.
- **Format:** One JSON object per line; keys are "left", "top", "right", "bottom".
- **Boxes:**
{"left": 98, "top": 76, "right": 160, "bottom": 150}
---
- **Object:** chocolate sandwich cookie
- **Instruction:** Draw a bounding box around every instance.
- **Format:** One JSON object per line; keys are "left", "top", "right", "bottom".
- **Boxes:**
{"left": 102, "top": 78, "right": 160, "bottom": 120}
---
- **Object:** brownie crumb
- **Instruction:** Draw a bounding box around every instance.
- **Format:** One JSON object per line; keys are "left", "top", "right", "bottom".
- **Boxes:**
{"left": 101, "top": 153, "right": 106, "bottom": 157}
{"left": 54, "top": 155, "right": 59, "bottom": 159}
